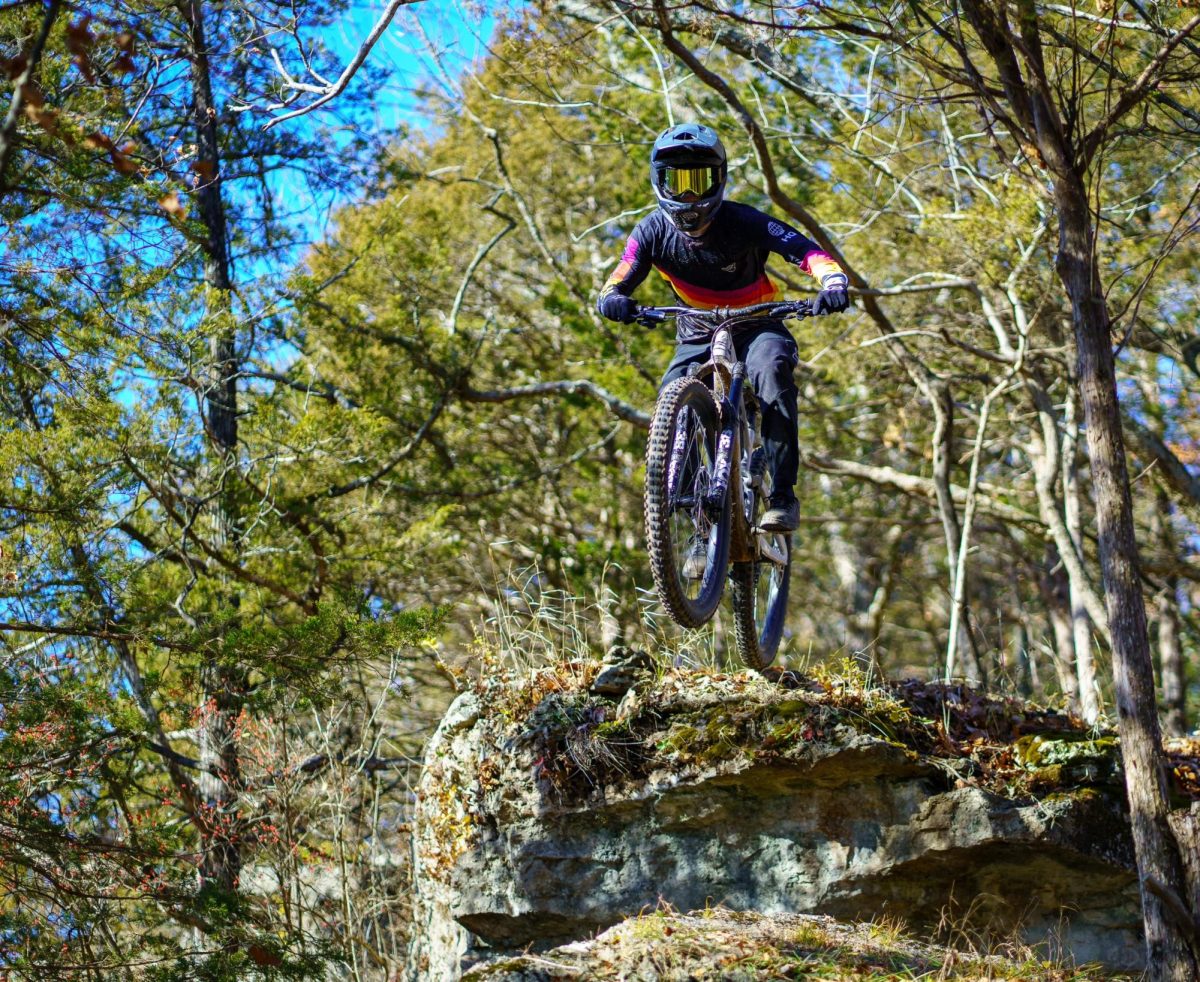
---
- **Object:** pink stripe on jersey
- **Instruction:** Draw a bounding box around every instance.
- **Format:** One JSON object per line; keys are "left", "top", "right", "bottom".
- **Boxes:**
{"left": 798, "top": 249, "right": 843, "bottom": 281}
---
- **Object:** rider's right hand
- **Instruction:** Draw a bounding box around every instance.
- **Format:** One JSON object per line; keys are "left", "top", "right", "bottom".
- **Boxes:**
{"left": 598, "top": 292, "right": 639, "bottom": 324}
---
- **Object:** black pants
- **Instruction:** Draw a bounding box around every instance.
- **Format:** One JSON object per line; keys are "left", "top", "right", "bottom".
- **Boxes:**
{"left": 659, "top": 321, "right": 799, "bottom": 503}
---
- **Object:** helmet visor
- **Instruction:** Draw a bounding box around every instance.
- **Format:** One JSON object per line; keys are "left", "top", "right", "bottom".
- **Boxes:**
{"left": 661, "top": 165, "right": 720, "bottom": 200}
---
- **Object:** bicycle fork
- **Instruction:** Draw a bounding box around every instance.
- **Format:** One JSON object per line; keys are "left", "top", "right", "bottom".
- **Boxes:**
{"left": 705, "top": 366, "right": 744, "bottom": 518}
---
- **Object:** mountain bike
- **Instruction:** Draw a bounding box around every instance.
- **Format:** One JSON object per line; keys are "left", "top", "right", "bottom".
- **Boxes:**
{"left": 638, "top": 300, "right": 812, "bottom": 671}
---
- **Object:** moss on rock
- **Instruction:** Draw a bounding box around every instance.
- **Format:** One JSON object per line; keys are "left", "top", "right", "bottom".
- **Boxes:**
{"left": 479, "top": 661, "right": 1138, "bottom": 808}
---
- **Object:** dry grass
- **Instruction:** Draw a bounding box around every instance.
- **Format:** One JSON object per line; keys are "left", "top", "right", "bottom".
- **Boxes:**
{"left": 461, "top": 906, "right": 1131, "bottom": 980}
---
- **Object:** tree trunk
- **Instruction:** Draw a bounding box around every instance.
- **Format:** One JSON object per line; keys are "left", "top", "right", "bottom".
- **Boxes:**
{"left": 1012, "top": 619, "right": 1036, "bottom": 699}
{"left": 178, "top": 0, "right": 244, "bottom": 897}
{"left": 906, "top": 0, "right": 1196, "bottom": 965}
{"left": 1063, "top": 387, "right": 1100, "bottom": 721}
{"left": 1055, "top": 175, "right": 1197, "bottom": 979}
{"left": 1154, "top": 491, "right": 1186, "bottom": 738}
{"left": 1035, "top": 551, "right": 1082, "bottom": 709}
{"left": 932, "top": 384, "right": 984, "bottom": 684}
{"left": 1158, "top": 579, "right": 1185, "bottom": 739}
{"left": 852, "top": 523, "right": 904, "bottom": 674}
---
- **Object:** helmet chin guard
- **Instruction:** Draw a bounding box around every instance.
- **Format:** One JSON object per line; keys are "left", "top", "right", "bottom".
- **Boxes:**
{"left": 650, "top": 123, "right": 727, "bottom": 232}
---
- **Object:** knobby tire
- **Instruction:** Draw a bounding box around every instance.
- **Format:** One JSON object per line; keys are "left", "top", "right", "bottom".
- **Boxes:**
{"left": 644, "top": 377, "right": 730, "bottom": 628}
{"left": 729, "top": 435, "right": 791, "bottom": 670}
{"left": 729, "top": 536, "right": 791, "bottom": 671}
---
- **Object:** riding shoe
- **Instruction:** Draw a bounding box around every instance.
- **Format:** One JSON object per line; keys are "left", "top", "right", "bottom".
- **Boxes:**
{"left": 683, "top": 537, "right": 708, "bottom": 580}
{"left": 760, "top": 499, "right": 799, "bottom": 533}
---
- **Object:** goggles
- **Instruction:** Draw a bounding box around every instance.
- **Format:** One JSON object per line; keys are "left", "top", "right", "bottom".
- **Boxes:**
{"left": 661, "top": 165, "right": 720, "bottom": 200}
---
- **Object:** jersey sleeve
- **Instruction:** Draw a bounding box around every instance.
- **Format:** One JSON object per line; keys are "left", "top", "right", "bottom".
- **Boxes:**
{"left": 747, "top": 209, "right": 848, "bottom": 289}
{"left": 598, "top": 229, "right": 654, "bottom": 306}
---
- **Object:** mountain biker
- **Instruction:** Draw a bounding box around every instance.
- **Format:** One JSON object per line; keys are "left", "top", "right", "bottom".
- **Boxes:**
{"left": 596, "top": 123, "right": 850, "bottom": 536}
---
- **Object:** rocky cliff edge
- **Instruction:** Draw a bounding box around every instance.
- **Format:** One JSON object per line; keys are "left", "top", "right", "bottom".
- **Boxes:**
{"left": 405, "top": 653, "right": 1197, "bottom": 979}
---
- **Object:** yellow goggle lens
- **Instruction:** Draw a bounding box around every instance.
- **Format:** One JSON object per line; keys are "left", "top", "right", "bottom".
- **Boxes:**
{"left": 663, "top": 166, "right": 717, "bottom": 197}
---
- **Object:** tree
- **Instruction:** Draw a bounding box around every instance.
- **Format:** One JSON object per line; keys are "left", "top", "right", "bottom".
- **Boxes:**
{"left": 897, "top": 4, "right": 1200, "bottom": 972}
{"left": 1, "top": 0, "right": 446, "bottom": 974}
{"left": 4, "top": 0, "right": 1200, "bottom": 973}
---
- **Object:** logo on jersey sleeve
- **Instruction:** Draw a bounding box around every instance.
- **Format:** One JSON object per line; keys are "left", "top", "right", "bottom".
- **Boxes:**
{"left": 767, "top": 220, "right": 797, "bottom": 243}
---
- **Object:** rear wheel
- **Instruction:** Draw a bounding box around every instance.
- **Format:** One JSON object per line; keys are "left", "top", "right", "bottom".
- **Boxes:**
{"left": 730, "top": 434, "right": 791, "bottom": 670}
{"left": 730, "top": 535, "right": 791, "bottom": 671}
{"left": 644, "top": 377, "right": 730, "bottom": 628}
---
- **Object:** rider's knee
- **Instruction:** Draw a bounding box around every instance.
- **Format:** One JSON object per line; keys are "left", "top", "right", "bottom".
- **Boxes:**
{"left": 753, "top": 360, "right": 799, "bottom": 407}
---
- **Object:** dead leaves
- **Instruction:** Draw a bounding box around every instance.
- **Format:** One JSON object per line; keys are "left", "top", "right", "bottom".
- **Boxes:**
{"left": 1165, "top": 737, "right": 1200, "bottom": 798}
{"left": 21, "top": 83, "right": 74, "bottom": 145}
{"left": 81, "top": 130, "right": 138, "bottom": 174}
{"left": 0, "top": 541, "right": 19, "bottom": 588}
{"left": 191, "top": 159, "right": 216, "bottom": 186}
{"left": 112, "top": 33, "right": 136, "bottom": 75}
{"left": 65, "top": 18, "right": 98, "bottom": 83}
{"left": 5, "top": 18, "right": 142, "bottom": 176}
{"left": 2, "top": 54, "right": 29, "bottom": 81}
{"left": 66, "top": 18, "right": 137, "bottom": 82}
{"left": 158, "top": 191, "right": 185, "bottom": 216}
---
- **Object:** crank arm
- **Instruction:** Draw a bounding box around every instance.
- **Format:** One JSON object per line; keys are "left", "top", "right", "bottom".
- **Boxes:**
{"left": 755, "top": 535, "right": 788, "bottom": 566}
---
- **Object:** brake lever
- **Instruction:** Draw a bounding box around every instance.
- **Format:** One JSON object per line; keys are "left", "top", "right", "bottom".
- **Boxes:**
{"left": 779, "top": 300, "right": 813, "bottom": 319}
{"left": 635, "top": 308, "right": 667, "bottom": 328}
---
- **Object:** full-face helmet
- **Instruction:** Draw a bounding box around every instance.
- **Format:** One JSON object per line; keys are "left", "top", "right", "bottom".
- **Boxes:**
{"left": 650, "top": 123, "right": 727, "bottom": 233}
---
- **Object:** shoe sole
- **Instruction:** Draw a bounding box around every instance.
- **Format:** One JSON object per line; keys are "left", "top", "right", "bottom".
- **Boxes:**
{"left": 758, "top": 521, "right": 797, "bottom": 533}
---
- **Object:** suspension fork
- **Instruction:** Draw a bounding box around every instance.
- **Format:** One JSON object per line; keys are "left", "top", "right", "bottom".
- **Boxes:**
{"left": 704, "top": 365, "right": 744, "bottom": 516}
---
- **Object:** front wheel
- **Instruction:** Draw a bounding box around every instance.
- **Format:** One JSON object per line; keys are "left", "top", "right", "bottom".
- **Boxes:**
{"left": 730, "top": 533, "right": 792, "bottom": 671}
{"left": 644, "top": 377, "right": 731, "bottom": 629}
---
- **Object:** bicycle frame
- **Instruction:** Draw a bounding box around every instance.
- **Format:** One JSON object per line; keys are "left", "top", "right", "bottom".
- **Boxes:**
{"left": 646, "top": 301, "right": 810, "bottom": 566}
{"left": 640, "top": 298, "right": 810, "bottom": 657}
{"left": 692, "top": 322, "right": 753, "bottom": 562}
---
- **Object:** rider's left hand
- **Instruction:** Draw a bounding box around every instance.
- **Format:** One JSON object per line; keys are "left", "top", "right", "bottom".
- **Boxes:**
{"left": 813, "top": 286, "right": 850, "bottom": 316}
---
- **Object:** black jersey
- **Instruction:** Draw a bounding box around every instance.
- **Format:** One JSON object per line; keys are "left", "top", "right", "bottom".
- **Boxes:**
{"left": 598, "top": 202, "right": 846, "bottom": 341}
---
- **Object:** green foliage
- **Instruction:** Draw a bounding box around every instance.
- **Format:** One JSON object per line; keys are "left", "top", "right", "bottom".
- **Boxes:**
{"left": 4, "top": 0, "right": 1200, "bottom": 976}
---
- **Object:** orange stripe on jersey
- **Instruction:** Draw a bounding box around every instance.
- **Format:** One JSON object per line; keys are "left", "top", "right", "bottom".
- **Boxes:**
{"left": 605, "top": 259, "right": 632, "bottom": 287}
{"left": 657, "top": 269, "right": 782, "bottom": 309}
{"left": 599, "top": 259, "right": 634, "bottom": 301}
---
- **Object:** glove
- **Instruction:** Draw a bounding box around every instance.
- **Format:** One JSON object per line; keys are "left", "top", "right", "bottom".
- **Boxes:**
{"left": 812, "top": 286, "right": 850, "bottom": 316}
{"left": 598, "top": 292, "right": 638, "bottom": 324}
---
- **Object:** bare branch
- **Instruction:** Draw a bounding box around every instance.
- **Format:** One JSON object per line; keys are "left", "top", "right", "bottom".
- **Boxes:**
{"left": 448, "top": 207, "right": 516, "bottom": 334}
{"left": 1081, "top": 12, "right": 1200, "bottom": 167}
{"left": 310, "top": 385, "right": 454, "bottom": 501}
{"left": 461, "top": 378, "right": 651, "bottom": 427}
{"left": 262, "top": 0, "right": 429, "bottom": 130}
{"left": 1127, "top": 417, "right": 1200, "bottom": 512}
{"left": 801, "top": 449, "right": 1044, "bottom": 533}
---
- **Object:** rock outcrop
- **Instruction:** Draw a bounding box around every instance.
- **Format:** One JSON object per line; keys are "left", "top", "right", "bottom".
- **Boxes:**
{"left": 406, "top": 659, "right": 1144, "bottom": 980}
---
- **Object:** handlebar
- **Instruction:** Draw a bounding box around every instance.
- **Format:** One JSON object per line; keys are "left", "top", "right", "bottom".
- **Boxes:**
{"left": 635, "top": 299, "right": 814, "bottom": 328}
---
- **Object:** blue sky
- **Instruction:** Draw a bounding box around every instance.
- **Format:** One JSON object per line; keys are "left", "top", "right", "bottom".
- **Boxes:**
{"left": 269, "top": 0, "right": 498, "bottom": 242}
{"left": 337, "top": 1, "right": 498, "bottom": 130}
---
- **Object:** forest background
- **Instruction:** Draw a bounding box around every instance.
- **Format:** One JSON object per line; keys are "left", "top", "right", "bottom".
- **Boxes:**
{"left": 2, "top": 0, "right": 1199, "bottom": 978}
